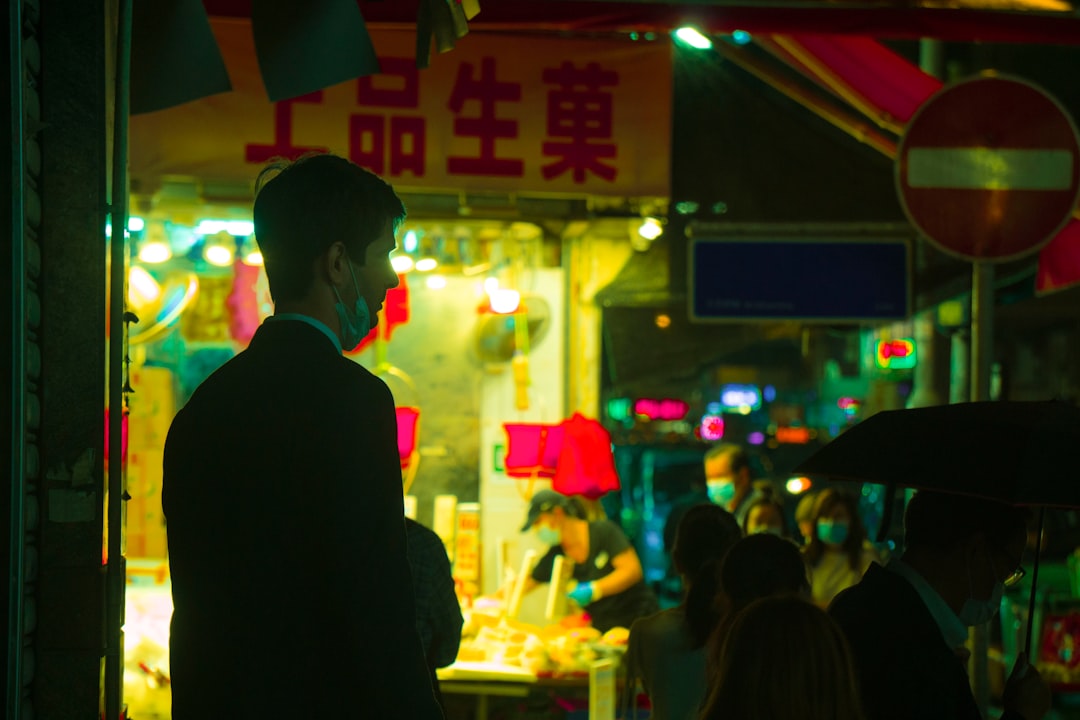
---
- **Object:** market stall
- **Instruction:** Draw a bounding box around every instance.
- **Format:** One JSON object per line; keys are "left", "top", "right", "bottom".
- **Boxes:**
{"left": 439, "top": 605, "right": 627, "bottom": 720}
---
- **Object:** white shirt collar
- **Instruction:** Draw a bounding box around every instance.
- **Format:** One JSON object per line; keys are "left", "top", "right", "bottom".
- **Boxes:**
{"left": 887, "top": 557, "right": 969, "bottom": 649}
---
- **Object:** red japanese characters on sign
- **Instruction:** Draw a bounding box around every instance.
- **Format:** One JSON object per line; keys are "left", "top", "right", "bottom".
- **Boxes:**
{"left": 447, "top": 57, "right": 524, "bottom": 177}
{"left": 354, "top": 57, "right": 426, "bottom": 177}
{"left": 542, "top": 61, "right": 619, "bottom": 183}
{"left": 130, "top": 23, "right": 671, "bottom": 197}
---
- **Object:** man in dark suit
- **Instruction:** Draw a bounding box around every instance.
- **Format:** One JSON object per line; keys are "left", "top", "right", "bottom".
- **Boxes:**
{"left": 163, "top": 154, "right": 442, "bottom": 718}
{"left": 829, "top": 490, "right": 1050, "bottom": 720}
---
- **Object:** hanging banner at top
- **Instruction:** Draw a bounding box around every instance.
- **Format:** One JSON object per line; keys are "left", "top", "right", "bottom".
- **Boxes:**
{"left": 129, "top": 19, "right": 672, "bottom": 198}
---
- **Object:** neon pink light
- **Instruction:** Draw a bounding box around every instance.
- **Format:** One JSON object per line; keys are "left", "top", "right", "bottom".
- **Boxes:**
{"left": 634, "top": 397, "right": 690, "bottom": 421}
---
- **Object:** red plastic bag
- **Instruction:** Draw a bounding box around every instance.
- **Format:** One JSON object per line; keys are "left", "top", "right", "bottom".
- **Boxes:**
{"left": 552, "top": 413, "right": 620, "bottom": 499}
{"left": 503, "top": 422, "right": 564, "bottom": 478}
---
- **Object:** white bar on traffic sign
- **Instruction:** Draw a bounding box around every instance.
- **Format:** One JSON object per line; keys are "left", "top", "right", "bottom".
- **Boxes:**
{"left": 906, "top": 148, "right": 1074, "bottom": 191}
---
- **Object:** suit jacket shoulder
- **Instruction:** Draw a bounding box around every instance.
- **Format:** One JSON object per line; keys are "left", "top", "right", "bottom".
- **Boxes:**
{"left": 829, "top": 564, "right": 980, "bottom": 720}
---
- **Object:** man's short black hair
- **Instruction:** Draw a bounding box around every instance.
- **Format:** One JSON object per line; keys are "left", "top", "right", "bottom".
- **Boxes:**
{"left": 904, "top": 490, "right": 1029, "bottom": 552}
{"left": 253, "top": 153, "right": 406, "bottom": 303}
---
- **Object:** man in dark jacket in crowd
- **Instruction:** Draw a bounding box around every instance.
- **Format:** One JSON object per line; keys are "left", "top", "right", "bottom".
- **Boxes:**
{"left": 163, "top": 153, "right": 442, "bottom": 719}
{"left": 405, "top": 517, "right": 464, "bottom": 711}
{"left": 829, "top": 490, "right": 1050, "bottom": 720}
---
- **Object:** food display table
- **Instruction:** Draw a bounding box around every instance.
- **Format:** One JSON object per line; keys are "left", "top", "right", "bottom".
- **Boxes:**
{"left": 438, "top": 662, "right": 613, "bottom": 720}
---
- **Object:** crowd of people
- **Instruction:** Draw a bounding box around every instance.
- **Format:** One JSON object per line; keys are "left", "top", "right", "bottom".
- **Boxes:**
{"left": 614, "top": 443, "right": 1052, "bottom": 720}
{"left": 517, "top": 440, "right": 1053, "bottom": 719}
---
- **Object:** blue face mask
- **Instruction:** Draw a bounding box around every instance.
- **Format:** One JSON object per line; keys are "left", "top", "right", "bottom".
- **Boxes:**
{"left": 707, "top": 479, "right": 736, "bottom": 507}
{"left": 537, "top": 525, "right": 562, "bottom": 546}
{"left": 332, "top": 260, "right": 371, "bottom": 351}
{"left": 817, "top": 519, "right": 850, "bottom": 545}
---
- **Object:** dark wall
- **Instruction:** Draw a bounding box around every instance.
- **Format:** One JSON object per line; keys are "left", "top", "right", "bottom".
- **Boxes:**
{"left": 670, "top": 44, "right": 905, "bottom": 224}
{"left": 3, "top": 3, "right": 16, "bottom": 711}
{"left": 35, "top": 0, "right": 109, "bottom": 715}
{"left": 967, "top": 43, "right": 1080, "bottom": 118}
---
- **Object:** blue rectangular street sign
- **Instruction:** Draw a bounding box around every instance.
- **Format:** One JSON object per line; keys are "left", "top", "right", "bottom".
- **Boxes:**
{"left": 690, "top": 236, "right": 911, "bottom": 322}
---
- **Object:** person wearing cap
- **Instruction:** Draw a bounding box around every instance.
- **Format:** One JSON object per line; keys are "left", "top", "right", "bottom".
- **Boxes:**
{"left": 518, "top": 489, "right": 659, "bottom": 633}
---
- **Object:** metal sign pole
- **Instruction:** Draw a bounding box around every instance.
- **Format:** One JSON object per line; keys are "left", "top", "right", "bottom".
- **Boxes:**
{"left": 969, "top": 259, "right": 995, "bottom": 715}
{"left": 970, "top": 261, "right": 995, "bottom": 403}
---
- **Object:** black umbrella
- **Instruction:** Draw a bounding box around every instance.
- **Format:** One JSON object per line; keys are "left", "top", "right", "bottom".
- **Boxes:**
{"left": 795, "top": 399, "right": 1080, "bottom": 657}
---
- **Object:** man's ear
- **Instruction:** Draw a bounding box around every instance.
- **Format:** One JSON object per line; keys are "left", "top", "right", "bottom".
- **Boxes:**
{"left": 324, "top": 241, "right": 349, "bottom": 286}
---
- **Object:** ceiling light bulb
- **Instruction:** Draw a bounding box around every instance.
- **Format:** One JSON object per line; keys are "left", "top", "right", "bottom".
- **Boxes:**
{"left": 674, "top": 27, "right": 713, "bottom": 50}
{"left": 225, "top": 221, "right": 254, "bottom": 236}
{"left": 195, "top": 220, "right": 227, "bottom": 235}
{"left": 490, "top": 289, "right": 521, "bottom": 314}
{"left": 416, "top": 258, "right": 438, "bottom": 272}
{"left": 425, "top": 274, "right": 447, "bottom": 290}
{"left": 127, "top": 216, "right": 145, "bottom": 232}
{"left": 638, "top": 218, "right": 663, "bottom": 241}
{"left": 138, "top": 241, "right": 172, "bottom": 264}
{"left": 243, "top": 250, "right": 264, "bottom": 266}
{"left": 205, "top": 244, "right": 234, "bottom": 267}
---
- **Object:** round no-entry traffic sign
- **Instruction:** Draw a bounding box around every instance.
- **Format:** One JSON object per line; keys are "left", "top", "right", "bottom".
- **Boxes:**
{"left": 896, "top": 74, "right": 1080, "bottom": 262}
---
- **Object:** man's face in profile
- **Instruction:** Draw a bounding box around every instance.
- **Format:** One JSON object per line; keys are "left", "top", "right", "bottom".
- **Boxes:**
{"left": 351, "top": 220, "right": 400, "bottom": 325}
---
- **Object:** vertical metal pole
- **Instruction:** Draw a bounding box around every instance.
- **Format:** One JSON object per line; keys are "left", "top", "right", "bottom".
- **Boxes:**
{"left": 949, "top": 330, "right": 970, "bottom": 404}
{"left": 907, "top": 38, "right": 945, "bottom": 412}
{"left": 7, "top": 0, "right": 27, "bottom": 717}
{"left": 106, "top": 0, "right": 132, "bottom": 718}
{"left": 1024, "top": 508, "right": 1046, "bottom": 658}
{"left": 969, "top": 259, "right": 995, "bottom": 716}
{"left": 970, "top": 261, "right": 995, "bottom": 402}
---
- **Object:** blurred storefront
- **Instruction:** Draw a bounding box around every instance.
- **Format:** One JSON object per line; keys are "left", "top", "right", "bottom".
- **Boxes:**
{"left": 14, "top": 4, "right": 1080, "bottom": 718}
{"left": 116, "top": 18, "right": 672, "bottom": 715}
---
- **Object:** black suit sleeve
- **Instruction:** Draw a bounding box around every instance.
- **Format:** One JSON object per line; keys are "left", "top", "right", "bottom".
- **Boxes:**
{"left": 328, "top": 377, "right": 442, "bottom": 719}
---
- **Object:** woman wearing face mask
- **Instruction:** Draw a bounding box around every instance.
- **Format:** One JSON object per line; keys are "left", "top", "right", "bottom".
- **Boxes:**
{"left": 743, "top": 496, "right": 790, "bottom": 538}
{"left": 519, "top": 489, "right": 659, "bottom": 633}
{"left": 803, "top": 489, "right": 879, "bottom": 609}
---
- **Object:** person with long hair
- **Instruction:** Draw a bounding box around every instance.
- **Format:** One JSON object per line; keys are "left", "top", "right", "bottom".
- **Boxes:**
{"left": 623, "top": 504, "right": 742, "bottom": 720}
{"left": 804, "top": 488, "right": 878, "bottom": 608}
{"left": 701, "top": 595, "right": 865, "bottom": 720}
{"left": 704, "top": 533, "right": 812, "bottom": 680}
{"left": 742, "top": 495, "right": 790, "bottom": 538}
